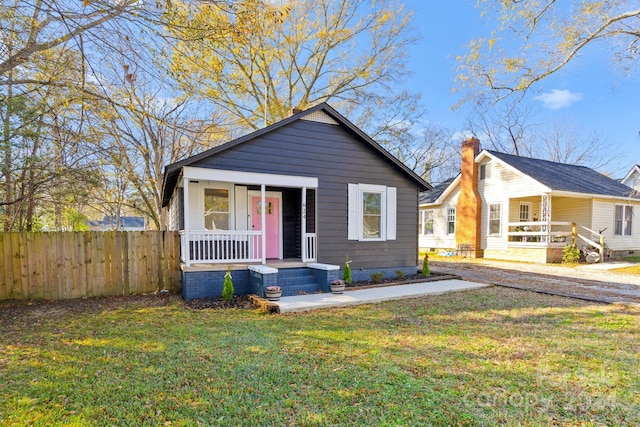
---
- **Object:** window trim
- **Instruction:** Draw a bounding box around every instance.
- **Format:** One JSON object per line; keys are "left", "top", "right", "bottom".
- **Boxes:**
{"left": 361, "top": 186, "right": 385, "bottom": 241}
{"left": 615, "top": 204, "right": 633, "bottom": 236}
{"left": 348, "top": 183, "right": 396, "bottom": 241}
{"left": 489, "top": 203, "right": 502, "bottom": 236}
{"left": 420, "top": 210, "right": 434, "bottom": 236}
{"left": 446, "top": 207, "right": 456, "bottom": 235}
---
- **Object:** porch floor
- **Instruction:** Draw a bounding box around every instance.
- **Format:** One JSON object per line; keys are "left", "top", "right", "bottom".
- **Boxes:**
{"left": 181, "top": 259, "right": 308, "bottom": 272}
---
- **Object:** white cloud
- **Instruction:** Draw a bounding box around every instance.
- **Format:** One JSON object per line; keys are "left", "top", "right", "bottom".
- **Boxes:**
{"left": 534, "top": 89, "right": 583, "bottom": 110}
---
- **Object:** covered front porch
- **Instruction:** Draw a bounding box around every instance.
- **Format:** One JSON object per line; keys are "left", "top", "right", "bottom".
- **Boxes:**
{"left": 488, "top": 194, "right": 607, "bottom": 263}
{"left": 171, "top": 166, "right": 318, "bottom": 267}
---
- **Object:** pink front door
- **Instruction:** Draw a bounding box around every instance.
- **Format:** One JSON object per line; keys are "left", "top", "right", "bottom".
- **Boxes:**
{"left": 251, "top": 196, "right": 280, "bottom": 259}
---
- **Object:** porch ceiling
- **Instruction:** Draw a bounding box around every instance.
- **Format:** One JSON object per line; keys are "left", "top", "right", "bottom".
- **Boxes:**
{"left": 182, "top": 166, "right": 318, "bottom": 189}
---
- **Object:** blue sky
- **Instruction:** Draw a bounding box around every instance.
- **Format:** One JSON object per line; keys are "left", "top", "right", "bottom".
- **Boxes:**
{"left": 403, "top": 0, "right": 640, "bottom": 177}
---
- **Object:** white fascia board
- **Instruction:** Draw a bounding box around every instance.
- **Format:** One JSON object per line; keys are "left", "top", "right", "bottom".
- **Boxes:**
{"left": 621, "top": 164, "right": 640, "bottom": 185}
{"left": 434, "top": 175, "right": 461, "bottom": 205}
{"left": 419, "top": 176, "right": 461, "bottom": 208}
{"left": 551, "top": 190, "right": 640, "bottom": 202}
{"left": 181, "top": 166, "right": 318, "bottom": 188}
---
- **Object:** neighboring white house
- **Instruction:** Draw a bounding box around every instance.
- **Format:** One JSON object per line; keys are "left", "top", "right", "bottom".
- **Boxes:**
{"left": 88, "top": 216, "right": 146, "bottom": 231}
{"left": 420, "top": 139, "right": 640, "bottom": 263}
{"left": 419, "top": 177, "right": 459, "bottom": 253}
{"left": 621, "top": 164, "right": 640, "bottom": 194}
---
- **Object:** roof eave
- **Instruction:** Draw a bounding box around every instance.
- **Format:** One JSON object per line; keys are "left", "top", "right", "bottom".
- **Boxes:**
{"left": 550, "top": 190, "right": 640, "bottom": 201}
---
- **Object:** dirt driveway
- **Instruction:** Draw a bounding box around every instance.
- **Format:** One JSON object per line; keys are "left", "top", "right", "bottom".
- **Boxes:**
{"left": 431, "top": 259, "right": 640, "bottom": 305}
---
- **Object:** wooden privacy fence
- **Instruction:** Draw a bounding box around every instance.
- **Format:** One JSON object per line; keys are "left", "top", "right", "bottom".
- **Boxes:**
{"left": 0, "top": 231, "right": 180, "bottom": 301}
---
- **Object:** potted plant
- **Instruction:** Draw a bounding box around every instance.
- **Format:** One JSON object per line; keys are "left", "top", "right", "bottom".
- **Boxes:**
{"left": 330, "top": 279, "right": 345, "bottom": 294}
{"left": 264, "top": 285, "right": 282, "bottom": 301}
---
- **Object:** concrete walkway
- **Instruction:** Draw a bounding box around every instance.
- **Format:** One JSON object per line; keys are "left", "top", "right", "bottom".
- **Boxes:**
{"left": 274, "top": 279, "right": 488, "bottom": 313}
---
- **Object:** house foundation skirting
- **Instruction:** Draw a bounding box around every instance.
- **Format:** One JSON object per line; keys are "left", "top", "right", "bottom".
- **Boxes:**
{"left": 484, "top": 247, "right": 563, "bottom": 264}
{"left": 180, "top": 264, "right": 340, "bottom": 300}
{"left": 343, "top": 265, "right": 420, "bottom": 283}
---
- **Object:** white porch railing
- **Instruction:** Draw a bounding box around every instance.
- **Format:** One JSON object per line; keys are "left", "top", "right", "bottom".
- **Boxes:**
{"left": 179, "top": 230, "right": 318, "bottom": 265}
{"left": 303, "top": 233, "right": 317, "bottom": 262}
{"left": 180, "top": 230, "right": 262, "bottom": 265}
{"left": 507, "top": 221, "right": 573, "bottom": 247}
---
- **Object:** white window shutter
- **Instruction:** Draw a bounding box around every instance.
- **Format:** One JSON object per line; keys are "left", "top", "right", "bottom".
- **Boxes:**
{"left": 347, "top": 184, "right": 359, "bottom": 240}
{"left": 386, "top": 187, "right": 397, "bottom": 240}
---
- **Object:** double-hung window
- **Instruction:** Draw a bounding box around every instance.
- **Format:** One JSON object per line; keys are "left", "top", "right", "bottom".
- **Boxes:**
{"left": 615, "top": 205, "right": 633, "bottom": 236}
{"left": 204, "top": 188, "right": 230, "bottom": 230}
{"left": 420, "top": 210, "right": 434, "bottom": 235}
{"left": 447, "top": 208, "right": 456, "bottom": 234}
{"left": 489, "top": 203, "right": 501, "bottom": 235}
{"left": 348, "top": 184, "right": 396, "bottom": 241}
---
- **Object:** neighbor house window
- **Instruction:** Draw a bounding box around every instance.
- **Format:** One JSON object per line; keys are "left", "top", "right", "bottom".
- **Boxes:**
{"left": 420, "top": 210, "right": 434, "bottom": 235}
{"left": 204, "top": 188, "right": 229, "bottom": 230}
{"left": 479, "top": 164, "right": 486, "bottom": 180}
{"left": 347, "top": 184, "right": 396, "bottom": 241}
{"left": 519, "top": 203, "right": 531, "bottom": 222}
{"left": 447, "top": 208, "right": 456, "bottom": 234}
{"left": 489, "top": 203, "right": 501, "bottom": 235}
{"left": 615, "top": 205, "right": 633, "bottom": 236}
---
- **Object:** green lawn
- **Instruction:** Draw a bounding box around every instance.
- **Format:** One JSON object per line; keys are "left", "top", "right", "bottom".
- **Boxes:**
{"left": 2, "top": 288, "right": 638, "bottom": 426}
{"left": 613, "top": 257, "right": 640, "bottom": 275}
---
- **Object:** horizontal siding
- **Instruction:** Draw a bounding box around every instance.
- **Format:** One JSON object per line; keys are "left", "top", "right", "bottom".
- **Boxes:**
{"left": 593, "top": 198, "right": 640, "bottom": 251}
{"left": 482, "top": 158, "right": 547, "bottom": 198}
{"left": 508, "top": 196, "right": 540, "bottom": 223}
{"left": 479, "top": 160, "right": 511, "bottom": 251}
{"left": 191, "top": 119, "right": 421, "bottom": 269}
{"left": 552, "top": 197, "right": 592, "bottom": 225}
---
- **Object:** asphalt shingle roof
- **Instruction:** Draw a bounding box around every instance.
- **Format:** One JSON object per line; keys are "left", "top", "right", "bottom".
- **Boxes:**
{"left": 419, "top": 177, "right": 457, "bottom": 205}
{"left": 488, "top": 150, "right": 639, "bottom": 199}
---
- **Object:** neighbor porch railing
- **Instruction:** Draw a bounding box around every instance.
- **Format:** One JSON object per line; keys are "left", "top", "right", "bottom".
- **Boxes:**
{"left": 179, "top": 230, "right": 262, "bottom": 265}
{"left": 574, "top": 224, "right": 608, "bottom": 262}
{"left": 507, "top": 221, "right": 607, "bottom": 262}
{"left": 507, "top": 221, "right": 573, "bottom": 247}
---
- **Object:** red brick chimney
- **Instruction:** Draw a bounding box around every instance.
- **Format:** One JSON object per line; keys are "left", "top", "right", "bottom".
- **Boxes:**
{"left": 455, "top": 137, "right": 483, "bottom": 257}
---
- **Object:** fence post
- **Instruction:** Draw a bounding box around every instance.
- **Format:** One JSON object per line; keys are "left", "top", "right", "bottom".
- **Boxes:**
{"left": 599, "top": 234, "right": 605, "bottom": 263}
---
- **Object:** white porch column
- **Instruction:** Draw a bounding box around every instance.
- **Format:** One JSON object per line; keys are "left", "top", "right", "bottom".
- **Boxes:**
{"left": 541, "top": 193, "right": 551, "bottom": 244}
{"left": 301, "top": 187, "right": 307, "bottom": 261}
{"left": 261, "top": 184, "right": 266, "bottom": 264}
{"left": 183, "top": 176, "right": 190, "bottom": 267}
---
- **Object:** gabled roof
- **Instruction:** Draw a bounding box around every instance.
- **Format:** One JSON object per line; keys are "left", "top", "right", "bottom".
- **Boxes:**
{"left": 419, "top": 177, "right": 458, "bottom": 205}
{"left": 622, "top": 164, "right": 640, "bottom": 186}
{"left": 162, "top": 103, "right": 431, "bottom": 207}
{"left": 482, "top": 150, "right": 639, "bottom": 199}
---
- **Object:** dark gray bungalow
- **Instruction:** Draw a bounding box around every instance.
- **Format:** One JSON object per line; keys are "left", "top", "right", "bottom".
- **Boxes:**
{"left": 161, "top": 103, "right": 431, "bottom": 299}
